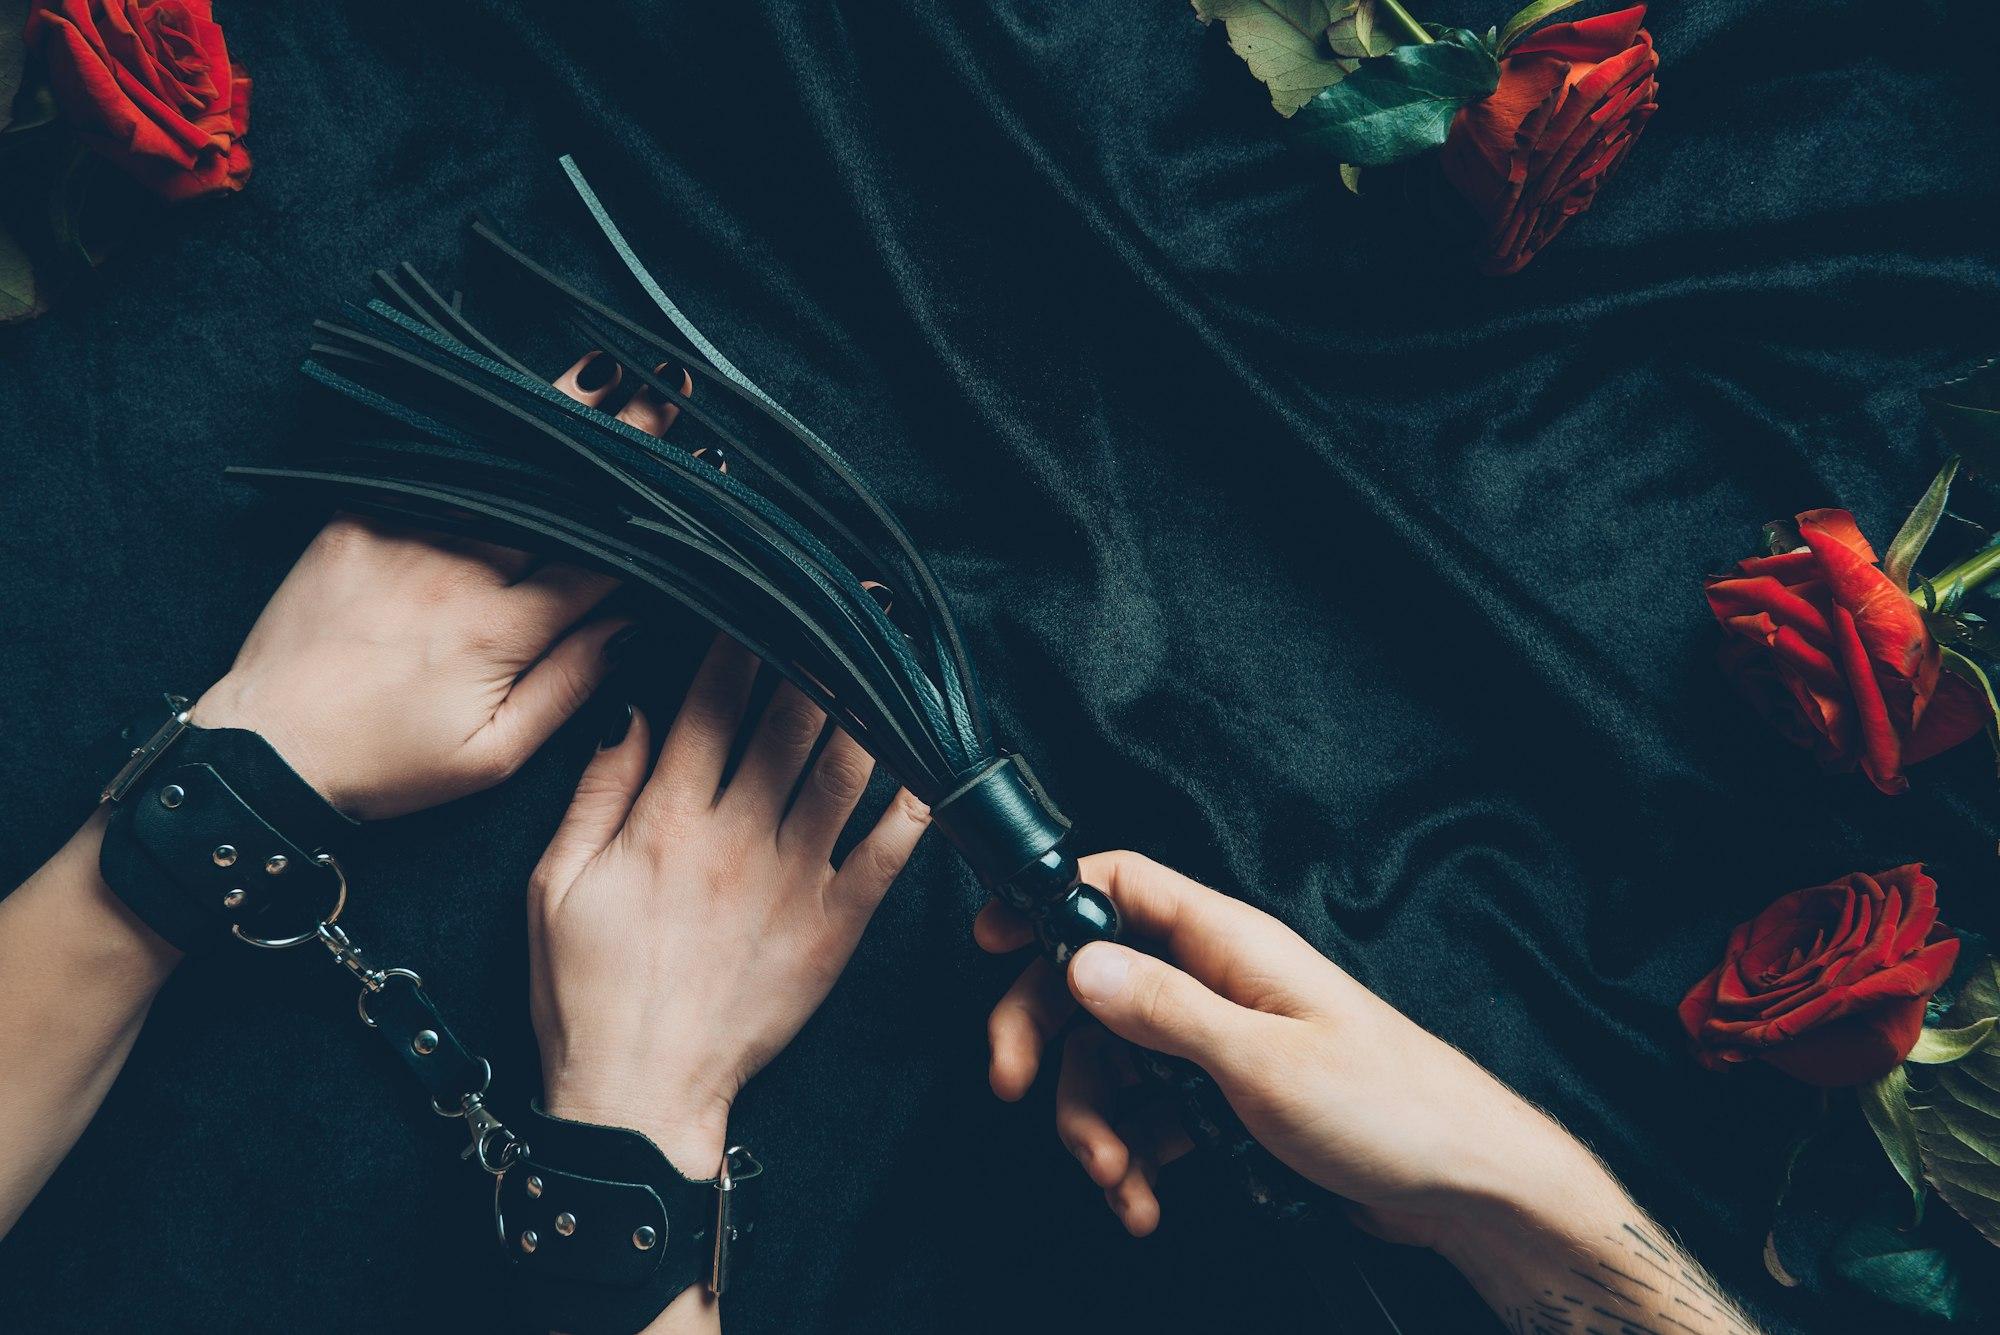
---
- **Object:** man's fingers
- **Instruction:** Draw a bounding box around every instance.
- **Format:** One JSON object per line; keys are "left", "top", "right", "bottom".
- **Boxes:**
{"left": 530, "top": 706, "right": 651, "bottom": 905}
{"left": 726, "top": 681, "right": 828, "bottom": 829}
{"left": 616, "top": 364, "right": 692, "bottom": 437}
{"left": 630, "top": 635, "right": 760, "bottom": 826}
{"left": 1106, "top": 1151, "right": 1164, "bottom": 1238}
{"left": 1077, "top": 850, "right": 1332, "bottom": 1010}
{"left": 1056, "top": 1026, "right": 1130, "bottom": 1190}
{"left": 1066, "top": 942, "right": 1259, "bottom": 1077}
{"left": 782, "top": 728, "right": 876, "bottom": 863}
{"left": 987, "top": 956, "right": 1075, "bottom": 1102}
{"left": 475, "top": 617, "right": 632, "bottom": 783}
{"left": 973, "top": 897, "right": 1035, "bottom": 954}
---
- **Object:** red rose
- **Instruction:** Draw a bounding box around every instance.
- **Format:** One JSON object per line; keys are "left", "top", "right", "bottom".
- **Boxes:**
{"left": 1705, "top": 508, "right": 1986, "bottom": 794}
{"left": 1678, "top": 865, "right": 1959, "bottom": 1087}
{"left": 1439, "top": 6, "right": 1658, "bottom": 275}
{"left": 23, "top": 0, "right": 252, "bottom": 202}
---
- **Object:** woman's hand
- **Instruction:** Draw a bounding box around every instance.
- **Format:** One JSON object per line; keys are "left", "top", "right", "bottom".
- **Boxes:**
{"left": 190, "top": 516, "right": 625, "bottom": 820}
{"left": 190, "top": 351, "right": 673, "bottom": 820}
{"left": 526, "top": 635, "right": 932, "bottom": 1173}
{"left": 978, "top": 853, "right": 1759, "bottom": 1335}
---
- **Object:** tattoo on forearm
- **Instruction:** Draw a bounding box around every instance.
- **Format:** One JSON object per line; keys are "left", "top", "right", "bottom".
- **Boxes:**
{"left": 1499, "top": 1218, "right": 1759, "bottom": 1335}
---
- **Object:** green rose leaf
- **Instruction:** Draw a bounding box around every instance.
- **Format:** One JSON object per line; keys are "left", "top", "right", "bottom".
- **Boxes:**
{"left": 0, "top": 0, "right": 29, "bottom": 135}
{"left": 1295, "top": 28, "right": 1500, "bottom": 167}
{"left": 0, "top": 222, "right": 45, "bottom": 325}
{"left": 1908, "top": 958, "right": 2000, "bottom": 1247}
{"left": 1859, "top": 1066, "right": 1927, "bottom": 1227}
{"left": 1830, "top": 1213, "right": 1968, "bottom": 1322}
{"left": 1193, "top": 0, "right": 1386, "bottom": 118}
{"left": 1909, "top": 1016, "right": 1999, "bottom": 1066}
{"left": 1325, "top": 0, "right": 1396, "bottom": 61}
{"left": 1886, "top": 455, "right": 1959, "bottom": 591}
{"left": 1935, "top": 647, "right": 2000, "bottom": 775}
{"left": 1923, "top": 356, "right": 2000, "bottom": 478}
{"left": 1494, "top": 0, "right": 1588, "bottom": 54}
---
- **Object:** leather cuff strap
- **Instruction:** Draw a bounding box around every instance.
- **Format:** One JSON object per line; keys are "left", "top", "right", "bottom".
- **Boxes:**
{"left": 932, "top": 753, "right": 1070, "bottom": 887}
{"left": 498, "top": 1105, "right": 761, "bottom": 1335}
{"left": 97, "top": 697, "right": 360, "bottom": 953}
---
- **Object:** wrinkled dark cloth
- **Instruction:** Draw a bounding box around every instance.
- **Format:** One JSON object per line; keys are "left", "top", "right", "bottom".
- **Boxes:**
{"left": 4, "top": 1, "right": 2000, "bottom": 1331}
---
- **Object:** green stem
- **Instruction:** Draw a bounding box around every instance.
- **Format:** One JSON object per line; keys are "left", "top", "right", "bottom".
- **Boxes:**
{"left": 1920, "top": 542, "right": 2000, "bottom": 610}
{"left": 1376, "top": 0, "right": 1433, "bottom": 45}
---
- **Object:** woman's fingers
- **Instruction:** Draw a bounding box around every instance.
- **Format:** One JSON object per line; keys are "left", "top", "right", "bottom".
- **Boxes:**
{"left": 555, "top": 351, "right": 622, "bottom": 407}
{"left": 986, "top": 956, "right": 1076, "bottom": 1101}
{"left": 507, "top": 563, "right": 621, "bottom": 643}
{"left": 780, "top": 723, "right": 876, "bottom": 859}
{"left": 629, "top": 635, "right": 760, "bottom": 828}
{"left": 529, "top": 706, "right": 652, "bottom": 906}
{"left": 475, "top": 617, "right": 633, "bottom": 780}
{"left": 726, "top": 681, "right": 829, "bottom": 830}
{"left": 616, "top": 364, "right": 692, "bottom": 436}
{"left": 826, "top": 789, "right": 930, "bottom": 928}
{"left": 780, "top": 726, "right": 876, "bottom": 863}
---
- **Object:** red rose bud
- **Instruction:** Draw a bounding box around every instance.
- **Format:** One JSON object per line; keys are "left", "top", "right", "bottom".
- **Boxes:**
{"left": 1678, "top": 866, "right": 1959, "bottom": 1088}
{"left": 1705, "top": 508, "right": 1986, "bottom": 794}
{"left": 1439, "top": 5, "right": 1657, "bottom": 275}
{"left": 24, "top": 0, "right": 252, "bottom": 202}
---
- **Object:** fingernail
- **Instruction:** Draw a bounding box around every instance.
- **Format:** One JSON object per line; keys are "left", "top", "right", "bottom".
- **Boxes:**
{"left": 1070, "top": 944, "right": 1130, "bottom": 1004}
{"left": 598, "top": 703, "right": 633, "bottom": 750}
{"left": 605, "top": 624, "right": 640, "bottom": 662}
{"left": 576, "top": 352, "right": 618, "bottom": 393}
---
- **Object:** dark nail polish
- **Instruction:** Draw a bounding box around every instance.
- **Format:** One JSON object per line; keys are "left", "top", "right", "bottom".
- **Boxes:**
{"left": 605, "top": 624, "right": 641, "bottom": 662}
{"left": 598, "top": 703, "right": 633, "bottom": 750}
{"left": 576, "top": 353, "right": 618, "bottom": 393}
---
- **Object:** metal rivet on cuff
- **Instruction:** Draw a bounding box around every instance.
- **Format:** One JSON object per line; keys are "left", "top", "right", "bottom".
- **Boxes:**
{"left": 555, "top": 1212, "right": 576, "bottom": 1237}
{"left": 519, "top": 1230, "right": 539, "bottom": 1254}
{"left": 411, "top": 1030, "right": 439, "bottom": 1056}
{"left": 223, "top": 889, "right": 247, "bottom": 908}
{"left": 212, "top": 844, "right": 237, "bottom": 867}
{"left": 632, "top": 1225, "right": 657, "bottom": 1251}
{"left": 526, "top": 1175, "right": 543, "bottom": 1199}
{"left": 159, "top": 785, "right": 184, "bottom": 809}
{"left": 265, "top": 854, "right": 289, "bottom": 875}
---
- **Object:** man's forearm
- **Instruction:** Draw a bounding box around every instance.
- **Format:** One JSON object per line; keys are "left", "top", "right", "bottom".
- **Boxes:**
{"left": 0, "top": 812, "right": 180, "bottom": 1235}
{"left": 1442, "top": 1140, "right": 1761, "bottom": 1335}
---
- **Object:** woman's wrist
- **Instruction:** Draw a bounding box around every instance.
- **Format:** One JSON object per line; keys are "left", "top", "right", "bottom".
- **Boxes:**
{"left": 189, "top": 674, "right": 358, "bottom": 817}
{"left": 46, "top": 810, "right": 184, "bottom": 985}
{"left": 542, "top": 1068, "right": 736, "bottom": 1176}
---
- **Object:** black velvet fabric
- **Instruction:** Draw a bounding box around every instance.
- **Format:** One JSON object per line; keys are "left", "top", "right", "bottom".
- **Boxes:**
{"left": 4, "top": 1, "right": 2000, "bottom": 1331}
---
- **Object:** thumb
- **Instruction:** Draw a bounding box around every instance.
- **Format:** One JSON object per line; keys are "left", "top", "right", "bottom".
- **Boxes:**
{"left": 1067, "top": 942, "right": 1256, "bottom": 1075}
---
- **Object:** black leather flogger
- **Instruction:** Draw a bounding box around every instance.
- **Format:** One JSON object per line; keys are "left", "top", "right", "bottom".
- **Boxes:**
{"left": 222, "top": 154, "right": 1329, "bottom": 1233}
{"left": 98, "top": 694, "right": 359, "bottom": 952}
{"left": 497, "top": 1107, "right": 762, "bottom": 1335}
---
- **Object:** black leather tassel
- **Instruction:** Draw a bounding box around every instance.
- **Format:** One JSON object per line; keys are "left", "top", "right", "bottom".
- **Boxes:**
{"left": 228, "top": 157, "right": 1340, "bottom": 1238}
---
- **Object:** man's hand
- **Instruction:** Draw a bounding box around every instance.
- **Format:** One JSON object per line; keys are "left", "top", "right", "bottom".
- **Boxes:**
{"left": 978, "top": 852, "right": 1760, "bottom": 1335}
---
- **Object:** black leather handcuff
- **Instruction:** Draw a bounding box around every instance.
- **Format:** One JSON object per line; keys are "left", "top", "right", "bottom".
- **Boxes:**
{"left": 94, "top": 693, "right": 759, "bottom": 1334}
